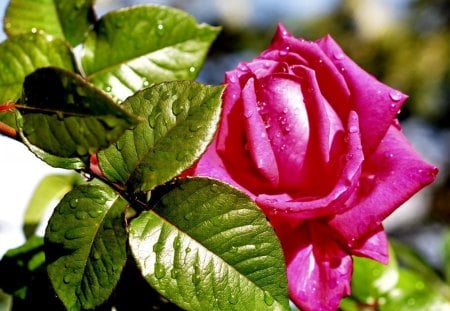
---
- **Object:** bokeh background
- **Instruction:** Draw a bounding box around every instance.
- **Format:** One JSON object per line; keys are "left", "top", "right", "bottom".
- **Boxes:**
{"left": 0, "top": 0, "right": 449, "bottom": 309}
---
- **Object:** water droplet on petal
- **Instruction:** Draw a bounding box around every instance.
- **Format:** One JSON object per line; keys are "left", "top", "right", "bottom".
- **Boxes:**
{"left": 389, "top": 90, "right": 403, "bottom": 102}
{"left": 243, "top": 108, "right": 254, "bottom": 118}
{"left": 384, "top": 152, "right": 394, "bottom": 159}
{"left": 334, "top": 52, "right": 344, "bottom": 60}
{"left": 348, "top": 125, "right": 358, "bottom": 133}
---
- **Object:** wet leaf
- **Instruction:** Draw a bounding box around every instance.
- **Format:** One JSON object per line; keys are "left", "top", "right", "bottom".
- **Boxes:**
{"left": 81, "top": 5, "right": 220, "bottom": 102}
{"left": 4, "top": 0, "right": 95, "bottom": 46}
{"left": 19, "top": 67, "right": 140, "bottom": 158}
{"left": 129, "top": 178, "right": 290, "bottom": 311}
{"left": 45, "top": 185, "right": 128, "bottom": 310}
{"left": 97, "top": 81, "right": 223, "bottom": 194}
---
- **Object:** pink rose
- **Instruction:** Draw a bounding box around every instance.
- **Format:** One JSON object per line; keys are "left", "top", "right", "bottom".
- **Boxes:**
{"left": 187, "top": 24, "right": 438, "bottom": 310}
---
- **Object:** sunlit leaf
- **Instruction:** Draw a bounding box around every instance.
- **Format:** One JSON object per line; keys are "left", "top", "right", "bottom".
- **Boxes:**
{"left": 4, "top": 0, "right": 95, "bottom": 46}
{"left": 351, "top": 245, "right": 399, "bottom": 303}
{"left": 81, "top": 5, "right": 220, "bottom": 102}
{"left": 0, "top": 33, "right": 76, "bottom": 128}
{"left": 45, "top": 185, "right": 128, "bottom": 310}
{"left": 129, "top": 178, "right": 290, "bottom": 311}
{"left": 19, "top": 67, "right": 140, "bottom": 158}
{"left": 97, "top": 81, "right": 224, "bottom": 194}
{"left": 23, "top": 174, "right": 84, "bottom": 238}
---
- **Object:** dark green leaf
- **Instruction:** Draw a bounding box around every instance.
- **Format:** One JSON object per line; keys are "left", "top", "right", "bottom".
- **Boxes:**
{"left": 129, "top": 178, "right": 290, "bottom": 311}
{"left": 18, "top": 126, "right": 87, "bottom": 169}
{"left": 19, "top": 67, "right": 140, "bottom": 158}
{"left": 81, "top": 5, "right": 220, "bottom": 102}
{"left": 97, "top": 81, "right": 224, "bottom": 193}
{"left": 23, "top": 174, "right": 84, "bottom": 238}
{"left": 0, "top": 33, "right": 76, "bottom": 128}
{"left": 0, "top": 236, "right": 45, "bottom": 298}
{"left": 4, "top": 0, "right": 95, "bottom": 46}
{"left": 45, "top": 185, "right": 128, "bottom": 310}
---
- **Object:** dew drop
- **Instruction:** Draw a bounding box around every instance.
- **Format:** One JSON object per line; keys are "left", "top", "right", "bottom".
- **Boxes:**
{"left": 64, "top": 227, "right": 85, "bottom": 240}
{"left": 390, "top": 103, "right": 397, "bottom": 110}
{"left": 170, "top": 268, "right": 179, "bottom": 279}
{"left": 31, "top": 27, "right": 37, "bottom": 34}
{"left": 69, "top": 198, "right": 79, "bottom": 208}
{"left": 243, "top": 108, "right": 254, "bottom": 118}
{"left": 88, "top": 208, "right": 103, "bottom": 218}
{"left": 154, "top": 262, "right": 166, "bottom": 279}
{"left": 334, "top": 52, "right": 344, "bottom": 60}
{"left": 185, "top": 247, "right": 191, "bottom": 254}
{"left": 93, "top": 251, "right": 101, "bottom": 260}
{"left": 148, "top": 114, "right": 157, "bottom": 128}
{"left": 176, "top": 151, "right": 189, "bottom": 162}
{"left": 153, "top": 242, "right": 163, "bottom": 253}
{"left": 389, "top": 90, "right": 403, "bottom": 102}
{"left": 384, "top": 152, "right": 394, "bottom": 159}
{"left": 279, "top": 49, "right": 288, "bottom": 57}
{"left": 142, "top": 79, "right": 149, "bottom": 87}
{"left": 156, "top": 22, "right": 164, "bottom": 36}
{"left": 228, "top": 75, "right": 237, "bottom": 83}
{"left": 4, "top": 22, "right": 11, "bottom": 30}
{"left": 210, "top": 183, "right": 219, "bottom": 193}
{"left": 348, "top": 125, "right": 358, "bottom": 133}
{"left": 75, "top": 210, "right": 88, "bottom": 220}
{"left": 184, "top": 213, "right": 193, "bottom": 221}
{"left": 228, "top": 292, "right": 238, "bottom": 305}
{"left": 172, "top": 100, "right": 184, "bottom": 116}
{"left": 189, "top": 66, "right": 196, "bottom": 73}
{"left": 189, "top": 123, "right": 202, "bottom": 132}
{"left": 63, "top": 274, "right": 73, "bottom": 284}
{"left": 104, "top": 85, "right": 112, "bottom": 93}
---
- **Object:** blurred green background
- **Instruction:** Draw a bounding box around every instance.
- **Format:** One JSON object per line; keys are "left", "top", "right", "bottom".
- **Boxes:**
{"left": 0, "top": 0, "right": 449, "bottom": 309}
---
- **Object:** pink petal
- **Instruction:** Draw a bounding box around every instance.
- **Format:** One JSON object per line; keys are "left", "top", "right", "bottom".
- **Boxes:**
{"left": 242, "top": 77, "right": 279, "bottom": 186}
{"left": 271, "top": 219, "right": 352, "bottom": 311}
{"left": 316, "top": 35, "right": 408, "bottom": 156}
{"left": 350, "top": 225, "right": 389, "bottom": 264}
{"left": 267, "top": 24, "right": 351, "bottom": 123}
{"left": 256, "top": 111, "right": 364, "bottom": 219}
{"left": 329, "top": 125, "right": 438, "bottom": 242}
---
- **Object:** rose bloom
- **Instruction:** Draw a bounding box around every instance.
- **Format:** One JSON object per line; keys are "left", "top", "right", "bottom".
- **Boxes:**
{"left": 186, "top": 24, "right": 438, "bottom": 310}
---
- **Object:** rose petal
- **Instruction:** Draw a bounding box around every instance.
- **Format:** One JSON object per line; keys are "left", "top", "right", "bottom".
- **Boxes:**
{"left": 271, "top": 219, "right": 352, "bottom": 311}
{"left": 329, "top": 125, "right": 438, "bottom": 242}
{"left": 350, "top": 224, "right": 389, "bottom": 264}
{"left": 267, "top": 24, "right": 351, "bottom": 123}
{"left": 257, "top": 111, "right": 364, "bottom": 219}
{"left": 316, "top": 35, "right": 408, "bottom": 156}
{"left": 242, "top": 77, "right": 279, "bottom": 186}
{"left": 256, "top": 73, "right": 309, "bottom": 189}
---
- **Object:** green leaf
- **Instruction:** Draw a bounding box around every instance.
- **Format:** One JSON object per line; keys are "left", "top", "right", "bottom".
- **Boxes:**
{"left": 0, "top": 33, "right": 76, "bottom": 128}
{"left": 23, "top": 174, "right": 84, "bottom": 238}
{"left": 81, "top": 5, "right": 220, "bottom": 102}
{"left": 18, "top": 126, "right": 87, "bottom": 169}
{"left": 0, "top": 236, "right": 45, "bottom": 298}
{"left": 18, "top": 67, "right": 140, "bottom": 158}
{"left": 350, "top": 245, "right": 399, "bottom": 303}
{"left": 45, "top": 185, "right": 128, "bottom": 310}
{"left": 129, "top": 178, "right": 290, "bottom": 311}
{"left": 97, "top": 81, "right": 224, "bottom": 194}
{"left": 443, "top": 229, "right": 450, "bottom": 284}
{"left": 382, "top": 269, "right": 450, "bottom": 311}
{"left": 4, "top": 0, "right": 95, "bottom": 46}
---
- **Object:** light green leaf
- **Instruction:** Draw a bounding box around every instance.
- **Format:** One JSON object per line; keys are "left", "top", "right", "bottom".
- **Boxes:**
{"left": 97, "top": 81, "right": 224, "bottom": 194}
{"left": 45, "top": 185, "right": 128, "bottom": 310}
{"left": 18, "top": 67, "right": 140, "bottom": 158}
{"left": 129, "top": 178, "right": 290, "bottom": 311}
{"left": 0, "top": 33, "right": 76, "bottom": 128}
{"left": 81, "top": 5, "right": 220, "bottom": 102}
{"left": 443, "top": 229, "right": 450, "bottom": 284}
{"left": 351, "top": 245, "right": 399, "bottom": 303}
{"left": 23, "top": 174, "right": 84, "bottom": 239}
{"left": 4, "top": 0, "right": 95, "bottom": 46}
